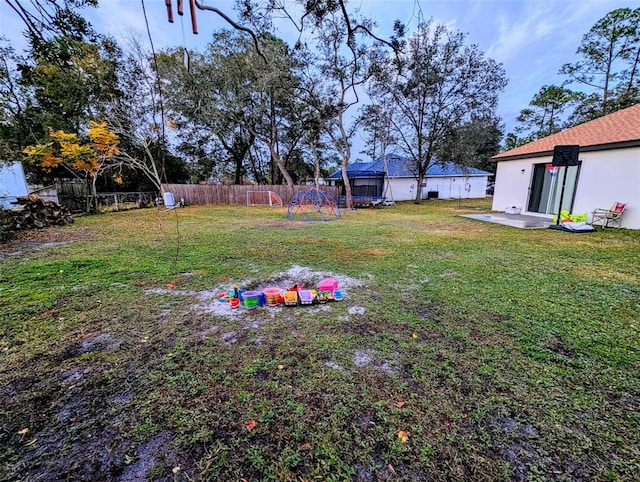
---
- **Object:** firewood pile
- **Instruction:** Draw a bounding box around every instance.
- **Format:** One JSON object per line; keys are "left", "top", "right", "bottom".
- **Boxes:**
{"left": 3, "top": 195, "right": 74, "bottom": 231}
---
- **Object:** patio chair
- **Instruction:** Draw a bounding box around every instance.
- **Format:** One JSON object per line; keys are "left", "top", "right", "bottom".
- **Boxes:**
{"left": 590, "top": 202, "right": 627, "bottom": 228}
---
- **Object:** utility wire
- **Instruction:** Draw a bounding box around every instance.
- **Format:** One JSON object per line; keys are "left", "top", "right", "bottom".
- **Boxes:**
{"left": 141, "top": 0, "right": 181, "bottom": 270}
{"left": 140, "top": 0, "right": 168, "bottom": 184}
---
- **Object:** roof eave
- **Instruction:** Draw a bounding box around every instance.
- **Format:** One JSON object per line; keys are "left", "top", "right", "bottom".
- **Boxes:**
{"left": 492, "top": 139, "right": 640, "bottom": 162}
{"left": 426, "top": 173, "right": 490, "bottom": 177}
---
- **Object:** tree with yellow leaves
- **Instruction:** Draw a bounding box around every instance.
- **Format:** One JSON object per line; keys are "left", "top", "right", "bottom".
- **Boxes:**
{"left": 23, "top": 121, "right": 120, "bottom": 212}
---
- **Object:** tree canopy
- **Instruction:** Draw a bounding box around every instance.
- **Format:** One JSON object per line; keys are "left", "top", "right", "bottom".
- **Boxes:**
{"left": 367, "top": 21, "right": 507, "bottom": 202}
{"left": 3, "top": 1, "right": 638, "bottom": 199}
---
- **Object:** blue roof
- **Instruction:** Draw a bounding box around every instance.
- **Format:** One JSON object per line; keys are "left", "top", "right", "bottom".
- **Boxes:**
{"left": 328, "top": 162, "right": 384, "bottom": 179}
{"left": 329, "top": 154, "right": 492, "bottom": 179}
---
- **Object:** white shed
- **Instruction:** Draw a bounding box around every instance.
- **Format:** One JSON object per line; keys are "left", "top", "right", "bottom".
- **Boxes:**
{"left": 329, "top": 155, "right": 491, "bottom": 202}
{"left": 0, "top": 161, "right": 29, "bottom": 209}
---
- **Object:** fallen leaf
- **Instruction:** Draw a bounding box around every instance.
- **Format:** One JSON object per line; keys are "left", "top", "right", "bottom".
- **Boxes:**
{"left": 393, "top": 401, "right": 405, "bottom": 408}
{"left": 301, "top": 442, "right": 311, "bottom": 449}
{"left": 398, "top": 430, "right": 408, "bottom": 442}
{"left": 246, "top": 420, "right": 257, "bottom": 431}
{"left": 388, "top": 463, "right": 396, "bottom": 474}
{"left": 17, "top": 428, "right": 29, "bottom": 435}
{"left": 166, "top": 281, "right": 177, "bottom": 289}
{"left": 277, "top": 365, "right": 285, "bottom": 370}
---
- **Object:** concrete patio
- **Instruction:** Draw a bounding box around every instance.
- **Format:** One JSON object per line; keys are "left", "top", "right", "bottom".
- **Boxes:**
{"left": 461, "top": 212, "right": 554, "bottom": 229}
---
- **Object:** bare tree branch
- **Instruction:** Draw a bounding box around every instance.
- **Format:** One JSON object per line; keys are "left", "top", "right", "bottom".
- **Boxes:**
{"left": 194, "top": 0, "right": 267, "bottom": 63}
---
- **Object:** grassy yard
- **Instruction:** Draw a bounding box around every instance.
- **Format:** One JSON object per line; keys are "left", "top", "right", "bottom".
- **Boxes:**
{"left": 1, "top": 199, "right": 639, "bottom": 481}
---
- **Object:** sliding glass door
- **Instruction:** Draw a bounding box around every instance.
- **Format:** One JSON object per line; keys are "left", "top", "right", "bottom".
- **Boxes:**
{"left": 527, "top": 162, "right": 581, "bottom": 214}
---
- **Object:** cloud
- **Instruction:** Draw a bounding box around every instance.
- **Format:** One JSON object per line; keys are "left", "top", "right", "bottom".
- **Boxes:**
{"left": 486, "top": 2, "right": 556, "bottom": 63}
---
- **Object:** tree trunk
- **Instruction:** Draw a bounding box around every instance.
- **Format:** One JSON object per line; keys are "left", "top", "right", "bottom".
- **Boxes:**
{"left": 270, "top": 94, "right": 280, "bottom": 185}
{"left": 266, "top": 143, "right": 295, "bottom": 197}
{"left": 143, "top": 143, "right": 164, "bottom": 194}
{"left": 90, "top": 176, "right": 99, "bottom": 213}
{"left": 233, "top": 151, "right": 244, "bottom": 184}
{"left": 84, "top": 177, "right": 93, "bottom": 213}
{"left": 626, "top": 47, "right": 640, "bottom": 95}
{"left": 340, "top": 163, "right": 353, "bottom": 210}
{"left": 310, "top": 141, "right": 322, "bottom": 189}
{"left": 247, "top": 149, "right": 267, "bottom": 184}
{"left": 335, "top": 118, "right": 354, "bottom": 210}
{"left": 414, "top": 171, "right": 424, "bottom": 204}
{"left": 246, "top": 123, "right": 295, "bottom": 194}
{"left": 222, "top": 131, "right": 254, "bottom": 185}
{"left": 603, "top": 34, "right": 615, "bottom": 109}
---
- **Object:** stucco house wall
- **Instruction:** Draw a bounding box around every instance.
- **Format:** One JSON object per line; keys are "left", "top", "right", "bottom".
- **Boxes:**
{"left": 384, "top": 175, "right": 489, "bottom": 201}
{"left": 384, "top": 177, "right": 414, "bottom": 201}
{"left": 424, "top": 176, "right": 488, "bottom": 199}
{"left": 492, "top": 159, "right": 537, "bottom": 213}
{"left": 573, "top": 147, "right": 639, "bottom": 228}
{"left": 492, "top": 146, "right": 640, "bottom": 229}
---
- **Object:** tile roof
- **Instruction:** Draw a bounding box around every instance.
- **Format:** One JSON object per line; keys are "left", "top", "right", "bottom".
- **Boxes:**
{"left": 493, "top": 103, "right": 640, "bottom": 161}
{"left": 329, "top": 155, "right": 492, "bottom": 179}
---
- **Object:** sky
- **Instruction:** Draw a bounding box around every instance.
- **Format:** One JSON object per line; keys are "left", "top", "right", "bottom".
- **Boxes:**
{"left": 0, "top": 0, "right": 633, "bottom": 155}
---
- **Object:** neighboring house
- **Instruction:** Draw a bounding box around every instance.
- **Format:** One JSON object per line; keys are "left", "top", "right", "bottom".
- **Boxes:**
{"left": 328, "top": 154, "right": 492, "bottom": 202}
{"left": 0, "top": 161, "right": 29, "bottom": 209}
{"left": 491, "top": 103, "right": 640, "bottom": 229}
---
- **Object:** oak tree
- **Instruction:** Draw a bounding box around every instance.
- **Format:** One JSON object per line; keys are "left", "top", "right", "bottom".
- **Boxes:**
{"left": 370, "top": 20, "right": 507, "bottom": 202}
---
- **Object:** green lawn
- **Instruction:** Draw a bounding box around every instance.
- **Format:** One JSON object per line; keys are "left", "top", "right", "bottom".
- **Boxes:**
{"left": 1, "top": 200, "right": 639, "bottom": 481}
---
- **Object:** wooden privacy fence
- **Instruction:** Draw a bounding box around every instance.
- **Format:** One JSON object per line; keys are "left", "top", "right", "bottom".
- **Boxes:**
{"left": 56, "top": 180, "right": 88, "bottom": 213}
{"left": 162, "top": 184, "right": 341, "bottom": 206}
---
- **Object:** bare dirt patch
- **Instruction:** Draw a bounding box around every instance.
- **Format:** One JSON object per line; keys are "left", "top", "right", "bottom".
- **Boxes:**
{"left": 141, "top": 266, "right": 366, "bottom": 356}
{"left": 545, "top": 336, "right": 575, "bottom": 359}
{"left": 263, "top": 265, "right": 364, "bottom": 292}
{"left": 0, "top": 225, "right": 93, "bottom": 259}
{"left": 362, "top": 248, "right": 393, "bottom": 257}
{"left": 144, "top": 265, "right": 364, "bottom": 325}
{"left": 354, "top": 349, "right": 400, "bottom": 375}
